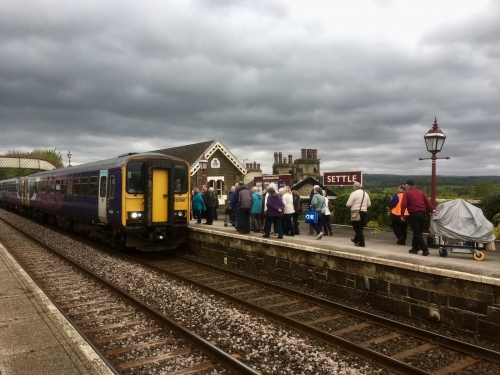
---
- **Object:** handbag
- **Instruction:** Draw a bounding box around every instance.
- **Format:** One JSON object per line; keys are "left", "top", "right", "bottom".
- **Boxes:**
{"left": 351, "top": 191, "right": 365, "bottom": 222}
{"left": 304, "top": 210, "right": 318, "bottom": 224}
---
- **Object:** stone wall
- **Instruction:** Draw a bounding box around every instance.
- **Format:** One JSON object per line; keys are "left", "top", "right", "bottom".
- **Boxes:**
{"left": 184, "top": 229, "right": 500, "bottom": 342}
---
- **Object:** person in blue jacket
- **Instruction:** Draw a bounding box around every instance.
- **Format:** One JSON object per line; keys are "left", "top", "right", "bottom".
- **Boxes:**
{"left": 250, "top": 187, "right": 262, "bottom": 232}
{"left": 192, "top": 188, "right": 206, "bottom": 224}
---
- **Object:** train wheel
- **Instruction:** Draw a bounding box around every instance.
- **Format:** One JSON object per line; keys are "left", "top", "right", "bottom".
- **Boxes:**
{"left": 438, "top": 247, "right": 448, "bottom": 257}
{"left": 473, "top": 251, "right": 485, "bottom": 261}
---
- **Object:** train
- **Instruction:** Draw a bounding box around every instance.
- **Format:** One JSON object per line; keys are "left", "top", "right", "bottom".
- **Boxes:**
{"left": 0, "top": 152, "right": 190, "bottom": 251}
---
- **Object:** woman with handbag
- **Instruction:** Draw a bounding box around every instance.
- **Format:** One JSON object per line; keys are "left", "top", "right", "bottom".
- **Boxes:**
{"left": 346, "top": 182, "right": 371, "bottom": 247}
{"left": 262, "top": 186, "right": 284, "bottom": 239}
{"left": 309, "top": 186, "right": 326, "bottom": 239}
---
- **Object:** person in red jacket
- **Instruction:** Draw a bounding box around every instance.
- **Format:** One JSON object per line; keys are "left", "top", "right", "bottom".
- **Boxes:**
{"left": 400, "top": 180, "right": 434, "bottom": 256}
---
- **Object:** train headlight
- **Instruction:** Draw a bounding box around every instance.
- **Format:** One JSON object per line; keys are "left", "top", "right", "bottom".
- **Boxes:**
{"left": 128, "top": 212, "right": 144, "bottom": 220}
{"left": 131, "top": 212, "right": 138, "bottom": 219}
{"left": 177, "top": 211, "right": 183, "bottom": 217}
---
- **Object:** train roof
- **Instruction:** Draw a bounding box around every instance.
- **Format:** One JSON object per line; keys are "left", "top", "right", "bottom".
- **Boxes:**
{"left": 23, "top": 152, "right": 185, "bottom": 178}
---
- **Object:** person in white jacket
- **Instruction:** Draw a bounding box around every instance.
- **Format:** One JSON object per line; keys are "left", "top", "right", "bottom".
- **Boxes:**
{"left": 346, "top": 182, "right": 371, "bottom": 247}
{"left": 282, "top": 186, "right": 295, "bottom": 236}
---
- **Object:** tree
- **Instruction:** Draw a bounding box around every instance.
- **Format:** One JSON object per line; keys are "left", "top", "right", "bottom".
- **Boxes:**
{"left": 0, "top": 149, "right": 64, "bottom": 179}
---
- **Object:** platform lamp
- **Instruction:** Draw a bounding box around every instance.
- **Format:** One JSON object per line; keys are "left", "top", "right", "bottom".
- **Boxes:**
{"left": 419, "top": 118, "right": 450, "bottom": 208}
{"left": 67, "top": 150, "right": 72, "bottom": 167}
{"left": 199, "top": 153, "right": 208, "bottom": 186}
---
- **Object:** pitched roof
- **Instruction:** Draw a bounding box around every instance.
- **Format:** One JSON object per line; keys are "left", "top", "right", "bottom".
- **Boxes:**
{"left": 152, "top": 140, "right": 216, "bottom": 166}
{"left": 151, "top": 140, "right": 246, "bottom": 176}
{"left": 292, "top": 176, "right": 337, "bottom": 196}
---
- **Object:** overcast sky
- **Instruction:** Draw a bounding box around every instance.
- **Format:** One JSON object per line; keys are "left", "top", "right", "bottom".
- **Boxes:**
{"left": 1, "top": 0, "right": 499, "bottom": 176}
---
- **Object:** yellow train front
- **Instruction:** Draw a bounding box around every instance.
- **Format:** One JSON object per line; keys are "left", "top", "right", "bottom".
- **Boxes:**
{"left": 8, "top": 152, "right": 191, "bottom": 251}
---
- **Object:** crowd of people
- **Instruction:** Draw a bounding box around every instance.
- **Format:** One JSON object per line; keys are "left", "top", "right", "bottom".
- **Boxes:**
{"left": 190, "top": 179, "right": 434, "bottom": 255}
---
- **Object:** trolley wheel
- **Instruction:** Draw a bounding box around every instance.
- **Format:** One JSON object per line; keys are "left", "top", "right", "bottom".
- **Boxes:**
{"left": 473, "top": 251, "right": 485, "bottom": 261}
{"left": 438, "top": 247, "right": 448, "bottom": 257}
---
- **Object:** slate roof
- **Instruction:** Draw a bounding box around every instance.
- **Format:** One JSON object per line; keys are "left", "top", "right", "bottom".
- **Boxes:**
{"left": 292, "top": 176, "right": 337, "bottom": 197}
{"left": 151, "top": 140, "right": 246, "bottom": 176}
{"left": 152, "top": 140, "right": 216, "bottom": 166}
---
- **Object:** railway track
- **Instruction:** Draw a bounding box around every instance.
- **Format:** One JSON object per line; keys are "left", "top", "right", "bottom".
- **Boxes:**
{"left": 0, "top": 218, "right": 259, "bottom": 375}
{"left": 132, "top": 254, "right": 500, "bottom": 375}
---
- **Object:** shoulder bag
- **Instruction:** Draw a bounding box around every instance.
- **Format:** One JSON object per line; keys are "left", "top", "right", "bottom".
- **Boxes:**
{"left": 351, "top": 191, "right": 365, "bottom": 222}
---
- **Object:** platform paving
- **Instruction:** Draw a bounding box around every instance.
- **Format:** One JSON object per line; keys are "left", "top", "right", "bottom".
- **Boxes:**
{"left": 0, "top": 243, "right": 114, "bottom": 375}
{"left": 190, "top": 219, "right": 500, "bottom": 283}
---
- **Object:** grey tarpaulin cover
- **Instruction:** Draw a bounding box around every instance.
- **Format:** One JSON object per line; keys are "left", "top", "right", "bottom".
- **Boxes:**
{"left": 430, "top": 199, "right": 495, "bottom": 243}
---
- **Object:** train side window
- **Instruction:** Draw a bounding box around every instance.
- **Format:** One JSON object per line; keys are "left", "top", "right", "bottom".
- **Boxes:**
{"left": 50, "top": 180, "right": 56, "bottom": 194}
{"left": 55, "top": 180, "right": 61, "bottom": 194}
{"left": 41, "top": 181, "right": 46, "bottom": 194}
{"left": 81, "top": 177, "right": 89, "bottom": 196}
{"left": 89, "top": 176, "right": 98, "bottom": 197}
{"left": 73, "top": 178, "right": 80, "bottom": 195}
{"left": 100, "top": 176, "right": 107, "bottom": 197}
{"left": 67, "top": 179, "right": 73, "bottom": 195}
{"left": 108, "top": 176, "right": 115, "bottom": 199}
{"left": 60, "top": 179, "right": 66, "bottom": 195}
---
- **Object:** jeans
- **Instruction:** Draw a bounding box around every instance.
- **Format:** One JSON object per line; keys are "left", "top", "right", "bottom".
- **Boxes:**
{"left": 292, "top": 213, "right": 300, "bottom": 234}
{"left": 322, "top": 214, "right": 332, "bottom": 234}
{"left": 250, "top": 213, "right": 261, "bottom": 231}
{"left": 194, "top": 210, "right": 202, "bottom": 224}
{"left": 310, "top": 212, "right": 324, "bottom": 235}
{"left": 283, "top": 213, "right": 294, "bottom": 235}
{"left": 264, "top": 216, "right": 283, "bottom": 238}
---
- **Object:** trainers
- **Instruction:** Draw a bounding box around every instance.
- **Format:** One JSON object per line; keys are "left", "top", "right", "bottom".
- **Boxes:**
{"left": 316, "top": 232, "right": 323, "bottom": 239}
{"left": 408, "top": 248, "right": 419, "bottom": 254}
{"left": 422, "top": 249, "right": 430, "bottom": 256}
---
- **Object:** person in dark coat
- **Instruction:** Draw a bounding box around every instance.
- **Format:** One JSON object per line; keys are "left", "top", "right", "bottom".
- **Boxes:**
{"left": 262, "top": 186, "right": 284, "bottom": 239}
{"left": 203, "top": 187, "right": 216, "bottom": 225}
{"left": 237, "top": 182, "right": 253, "bottom": 234}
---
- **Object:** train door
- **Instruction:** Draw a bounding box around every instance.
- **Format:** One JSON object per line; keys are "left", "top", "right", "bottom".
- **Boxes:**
{"left": 152, "top": 169, "right": 168, "bottom": 223}
{"left": 98, "top": 170, "right": 108, "bottom": 223}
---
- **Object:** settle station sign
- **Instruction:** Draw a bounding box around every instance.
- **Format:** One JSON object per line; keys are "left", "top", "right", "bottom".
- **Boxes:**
{"left": 323, "top": 171, "right": 362, "bottom": 186}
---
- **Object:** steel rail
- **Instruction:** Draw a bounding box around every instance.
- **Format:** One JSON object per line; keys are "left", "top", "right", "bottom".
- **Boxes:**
{"left": 128, "top": 255, "right": 434, "bottom": 375}
{"left": 175, "top": 255, "right": 500, "bottom": 364}
{"left": 0, "top": 218, "right": 261, "bottom": 375}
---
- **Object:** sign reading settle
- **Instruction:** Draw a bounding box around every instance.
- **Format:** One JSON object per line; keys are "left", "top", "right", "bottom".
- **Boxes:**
{"left": 323, "top": 171, "right": 362, "bottom": 186}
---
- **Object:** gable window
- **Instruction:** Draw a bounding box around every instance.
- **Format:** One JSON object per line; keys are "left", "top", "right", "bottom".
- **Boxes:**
{"left": 211, "top": 158, "right": 220, "bottom": 168}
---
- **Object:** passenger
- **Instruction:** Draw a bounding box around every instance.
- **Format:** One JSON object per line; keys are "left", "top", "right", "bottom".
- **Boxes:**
{"left": 228, "top": 186, "right": 236, "bottom": 226}
{"left": 230, "top": 183, "right": 241, "bottom": 230}
{"left": 203, "top": 187, "right": 216, "bottom": 225}
{"left": 250, "top": 187, "right": 262, "bottom": 232}
{"left": 260, "top": 188, "right": 267, "bottom": 231}
{"left": 237, "top": 182, "right": 253, "bottom": 234}
{"left": 346, "top": 182, "right": 371, "bottom": 247}
{"left": 282, "top": 186, "right": 295, "bottom": 236}
{"left": 308, "top": 185, "right": 323, "bottom": 235}
{"left": 309, "top": 186, "right": 326, "bottom": 239}
{"left": 262, "top": 186, "right": 284, "bottom": 239}
{"left": 400, "top": 180, "right": 434, "bottom": 256}
{"left": 292, "top": 190, "right": 302, "bottom": 235}
{"left": 191, "top": 188, "right": 205, "bottom": 224}
{"left": 322, "top": 190, "right": 333, "bottom": 236}
{"left": 390, "top": 185, "right": 409, "bottom": 245}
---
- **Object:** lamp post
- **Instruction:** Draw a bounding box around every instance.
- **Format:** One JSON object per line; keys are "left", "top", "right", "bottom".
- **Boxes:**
{"left": 199, "top": 153, "right": 208, "bottom": 185}
{"left": 67, "top": 150, "right": 72, "bottom": 167}
{"left": 419, "top": 118, "right": 450, "bottom": 208}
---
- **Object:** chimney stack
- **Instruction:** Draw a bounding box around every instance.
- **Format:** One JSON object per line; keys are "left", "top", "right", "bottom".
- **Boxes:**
{"left": 253, "top": 162, "right": 256, "bottom": 169}
{"left": 274, "top": 152, "right": 278, "bottom": 163}
{"left": 312, "top": 149, "right": 317, "bottom": 159}
{"left": 257, "top": 163, "right": 260, "bottom": 169}
{"left": 279, "top": 152, "right": 283, "bottom": 163}
{"left": 246, "top": 163, "right": 249, "bottom": 169}
{"left": 283, "top": 157, "right": 287, "bottom": 164}
{"left": 288, "top": 154, "right": 293, "bottom": 164}
{"left": 307, "top": 149, "right": 312, "bottom": 159}
{"left": 301, "top": 149, "right": 306, "bottom": 159}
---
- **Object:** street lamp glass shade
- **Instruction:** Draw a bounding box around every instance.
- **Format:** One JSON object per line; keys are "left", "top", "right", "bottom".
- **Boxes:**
{"left": 424, "top": 131, "right": 446, "bottom": 153}
{"left": 199, "top": 154, "right": 208, "bottom": 171}
{"left": 67, "top": 150, "right": 72, "bottom": 159}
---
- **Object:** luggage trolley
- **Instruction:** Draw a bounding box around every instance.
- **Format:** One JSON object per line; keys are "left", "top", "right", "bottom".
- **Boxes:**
{"left": 431, "top": 235, "right": 486, "bottom": 261}
{"left": 430, "top": 199, "right": 496, "bottom": 262}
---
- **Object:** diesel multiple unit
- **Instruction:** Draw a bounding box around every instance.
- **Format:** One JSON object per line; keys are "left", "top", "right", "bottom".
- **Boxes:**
{"left": 0, "top": 152, "right": 190, "bottom": 251}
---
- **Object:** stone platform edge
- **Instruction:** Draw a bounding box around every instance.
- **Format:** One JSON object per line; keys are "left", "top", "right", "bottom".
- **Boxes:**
{"left": 189, "top": 227, "right": 500, "bottom": 287}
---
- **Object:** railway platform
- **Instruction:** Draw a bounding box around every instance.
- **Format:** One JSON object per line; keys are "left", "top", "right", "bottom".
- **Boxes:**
{"left": 0, "top": 243, "right": 114, "bottom": 375}
{"left": 193, "top": 219, "right": 500, "bottom": 279}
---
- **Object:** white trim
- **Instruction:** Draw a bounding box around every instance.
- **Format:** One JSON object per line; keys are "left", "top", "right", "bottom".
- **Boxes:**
{"left": 191, "top": 140, "right": 247, "bottom": 176}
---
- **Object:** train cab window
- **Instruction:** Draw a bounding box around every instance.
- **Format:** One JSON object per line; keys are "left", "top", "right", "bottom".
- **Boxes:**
{"left": 174, "top": 164, "right": 188, "bottom": 193}
{"left": 73, "top": 178, "right": 80, "bottom": 195}
{"left": 67, "top": 179, "right": 73, "bottom": 195}
{"left": 100, "top": 176, "right": 107, "bottom": 197}
{"left": 126, "top": 161, "right": 144, "bottom": 194}
{"left": 60, "top": 179, "right": 66, "bottom": 195}
{"left": 89, "top": 176, "right": 98, "bottom": 197}
{"left": 109, "top": 175, "right": 115, "bottom": 199}
{"left": 81, "top": 177, "right": 89, "bottom": 196}
{"left": 55, "top": 180, "right": 61, "bottom": 194}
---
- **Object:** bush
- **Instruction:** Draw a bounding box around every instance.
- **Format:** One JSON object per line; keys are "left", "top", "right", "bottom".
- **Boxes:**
{"left": 493, "top": 213, "right": 500, "bottom": 227}
{"left": 495, "top": 224, "right": 500, "bottom": 240}
{"left": 478, "top": 193, "right": 500, "bottom": 222}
